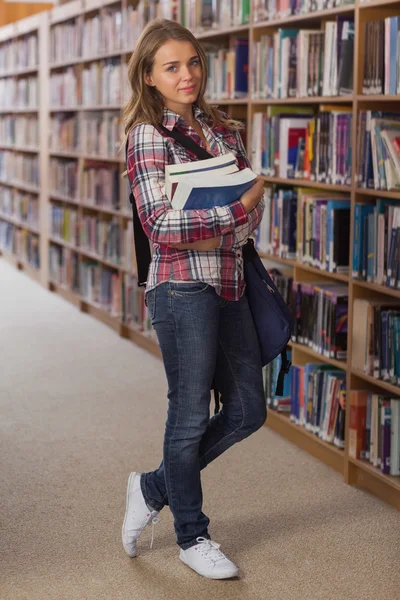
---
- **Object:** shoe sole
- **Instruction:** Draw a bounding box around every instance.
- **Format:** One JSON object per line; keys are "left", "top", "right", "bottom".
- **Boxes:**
{"left": 179, "top": 554, "right": 239, "bottom": 580}
{"left": 122, "top": 471, "right": 138, "bottom": 558}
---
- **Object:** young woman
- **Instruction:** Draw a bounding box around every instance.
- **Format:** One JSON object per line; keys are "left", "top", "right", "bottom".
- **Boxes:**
{"left": 122, "top": 18, "right": 266, "bottom": 580}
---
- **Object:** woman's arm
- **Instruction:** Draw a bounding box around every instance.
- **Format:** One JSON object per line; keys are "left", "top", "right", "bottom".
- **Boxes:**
{"left": 127, "top": 123, "right": 249, "bottom": 246}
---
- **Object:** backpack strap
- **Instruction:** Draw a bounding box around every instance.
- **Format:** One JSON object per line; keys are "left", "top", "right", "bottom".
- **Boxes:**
{"left": 157, "top": 123, "right": 214, "bottom": 160}
{"left": 275, "top": 347, "right": 292, "bottom": 397}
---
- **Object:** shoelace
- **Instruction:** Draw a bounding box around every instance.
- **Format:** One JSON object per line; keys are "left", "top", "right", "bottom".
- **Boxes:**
{"left": 150, "top": 514, "right": 160, "bottom": 550}
{"left": 195, "top": 537, "right": 226, "bottom": 563}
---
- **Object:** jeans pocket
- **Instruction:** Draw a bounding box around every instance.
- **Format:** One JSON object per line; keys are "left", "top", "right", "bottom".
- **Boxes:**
{"left": 171, "top": 281, "right": 210, "bottom": 298}
{"left": 145, "top": 288, "right": 157, "bottom": 321}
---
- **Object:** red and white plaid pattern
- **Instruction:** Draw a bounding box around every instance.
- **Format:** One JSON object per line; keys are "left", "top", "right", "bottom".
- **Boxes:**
{"left": 126, "top": 106, "right": 264, "bottom": 301}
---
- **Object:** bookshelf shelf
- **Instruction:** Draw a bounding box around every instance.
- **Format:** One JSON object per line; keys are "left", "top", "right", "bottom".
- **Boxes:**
{"left": 195, "top": 24, "right": 250, "bottom": 40}
{"left": 351, "top": 369, "right": 400, "bottom": 397}
{"left": 49, "top": 192, "right": 80, "bottom": 206}
{"left": 348, "top": 457, "right": 400, "bottom": 493}
{"left": 0, "top": 66, "right": 38, "bottom": 78}
{"left": 357, "top": 94, "right": 400, "bottom": 102}
{"left": 352, "top": 279, "right": 400, "bottom": 299}
{"left": 252, "top": 5, "right": 355, "bottom": 30}
{"left": 0, "top": 214, "right": 40, "bottom": 235}
{"left": 261, "top": 176, "right": 351, "bottom": 193}
{"left": 291, "top": 341, "right": 348, "bottom": 371}
{"left": 0, "top": 179, "right": 40, "bottom": 194}
{"left": 258, "top": 252, "right": 350, "bottom": 283}
{"left": 251, "top": 96, "right": 353, "bottom": 105}
{"left": 355, "top": 188, "right": 400, "bottom": 199}
{"left": 264, "top": 410, "right": 345, "bottom": 474}
{"left": 1, "top": 3, "right": 399, "bottom": 511}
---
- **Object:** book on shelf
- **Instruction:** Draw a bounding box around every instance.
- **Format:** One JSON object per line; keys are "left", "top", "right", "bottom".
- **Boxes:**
{"left": 0, "top": 76, "right": 38, "bottom": 110}
{"left": 80, "top": 261, "right": 121, "bottom": 317}
{"left": 49, "top": 244, "right": 80, "bottom": 292}
{"left": 50, "top": 204, "right": 79, "bottom": 246}
{"left": 0, "top": 115, "right": 38, "bottom": 148}
{"left": 251, "top": 18, "right": 354, "bottom": 100}
{"left": 122, "top": 273, "right": 155, "bottom": 337}
{"left": 50, "top": 18, "right": 83, "bottom": 64}
{"left": 0, "top": 221, "right": 40, "bottom": 268}
{"left": 80, "top": 215, "right": 121, "bottom": 267}
{"left": 251, "top": 107, "right": 352, "bottom": 185}
{"left": 50, "top": 114, "right": 79, "bottom": 154}
{"left": 181, "top": 0, "right": 249, "bottom": 31}
{"left": 363, "top": 18, "right": 400, "bottom": 96}
{"left": 81, "top": 161, "right": 121, "bottom": 212}
{"left": 289, "top": 280, "right": 348, "bottom": 360}
{"left": 352, "top": 201, "right": 400, "bottom": 286}
{"left": 81, "top": 112, "right": 123, "bottom": 159}
{"left": 206, "top": 38, "right": 249, "bottom": 100}
{"left": 0, "top": 187, "right": 39, "bottom": 228}
{"left": 255, "top": 187, "right": 351, "bottom": 273}
{"left": 349, "top": 391, "right": 400, "bottom": 476}
{"left": 263, "top": 350, "right": 293, "bottom": 412}
{"left": 291, "top": 363, "right": 346, "bottom": 446}
{"left": 352, "top": 298, "right": 400, "bottom": 384}
{"left": 356, "top": 111, "right": 400, "bottom": 191}
{"left": 253, "top": 0, "right": 354, "bottom": 23}
{"left": 50, "top": 158, "right": 78, "bottom": 199}
{"left": 0, "top": 32, "right": 38, "bottom": 73}
{"left": 82, "top": 59, "right": 122, "bottom": 107}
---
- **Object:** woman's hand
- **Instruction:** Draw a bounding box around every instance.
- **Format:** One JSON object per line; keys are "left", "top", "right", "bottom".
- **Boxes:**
{"left": 169, "top": 237, "right": 221, "bottom": 251}
{"left": 240, "top": 177, "right": 265, "bottom": 214}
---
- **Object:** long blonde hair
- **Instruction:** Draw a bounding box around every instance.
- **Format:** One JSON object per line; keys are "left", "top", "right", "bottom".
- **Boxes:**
{"left": 122, "top": 18, "right": 243, "bottom": 136}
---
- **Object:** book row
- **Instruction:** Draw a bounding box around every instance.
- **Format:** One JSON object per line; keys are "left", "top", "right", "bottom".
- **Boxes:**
{"left": 350, "top": 391, "right": 400, "bottom": 476}
{"left": 353, "top": 298, "right": 400, "bottom": 385}
{"left": 0, "top": 152, "right": 40, "bottom": 187}
{"left": 50, "top": 205, "right": 135, "bottom": 271}
{"left": 181, "top": 0, "right": 250, "bottom": 31}
{"left": 251, "top": 107, "right": 352, "bottom": 184}
{"left": 357, "top": 111, "right": 400, "bottom": 191}
{"left": 252, "top": 18, "right": 354, "bottom": 99}
{"left": 0, "top": 221, "right": 40, "bottom": 268}
{"left": 0, "top": 186, "right": 39, "bottom": 227}
{"left": 255, "top": 188, "right": 351, "bottom": 274}
{"left": 363, "top": 18, "right": 400, "bottom": 96}
{"left": 49, "top": 112, "right": 122, "bottom": 159}
{"left": 206, "top": 39, "right": 249, "bottom": 100}
{"left": 0, "top": 77, "right": 38, "bottom": 110}
{"left": 253, "top": 0, "right": 353, "bottom": 23}
{"left": 263, "top": 354, "right": 346, "bottom": 449}
{"left": 0, "top": 116, "right": 38, "bottom": 148}
{"left": 352, "top": 201, "right": 400, "bottom": 287}
{"left": 0, "top": 33, "right": 38, "bottom": 74}
{"left": 48, "top": 244, "right": 152, "bottom": 333}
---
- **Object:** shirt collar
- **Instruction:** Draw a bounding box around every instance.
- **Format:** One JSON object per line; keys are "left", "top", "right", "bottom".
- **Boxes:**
{"left": 161, "top": 105, "right": 206, "bottom": 130}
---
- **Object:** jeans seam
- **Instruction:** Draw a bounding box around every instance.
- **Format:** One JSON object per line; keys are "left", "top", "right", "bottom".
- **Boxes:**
{"left": 199, "top": 338, "right": 246, "bottom": 466}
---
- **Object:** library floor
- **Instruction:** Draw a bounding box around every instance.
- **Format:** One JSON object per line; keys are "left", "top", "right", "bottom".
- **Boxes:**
{"left": 1, "top": 260, "right": 400, "bottom": 600}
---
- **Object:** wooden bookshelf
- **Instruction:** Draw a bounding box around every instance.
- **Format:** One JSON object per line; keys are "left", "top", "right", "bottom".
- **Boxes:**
{"left": 2, "top": 0, "right": 400, "bottom": 511}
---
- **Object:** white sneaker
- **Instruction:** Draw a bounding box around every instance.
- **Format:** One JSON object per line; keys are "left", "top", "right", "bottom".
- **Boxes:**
{"left": 122, "top": 472, "right": 160, "bottom": 557}
{"left": 180, "top": 537, "right": 239, "bottom": 579}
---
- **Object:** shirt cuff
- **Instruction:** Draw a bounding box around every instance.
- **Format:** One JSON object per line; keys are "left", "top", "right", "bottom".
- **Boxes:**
{"left": 228, "top": 200, "right": 249, "bottom": 229}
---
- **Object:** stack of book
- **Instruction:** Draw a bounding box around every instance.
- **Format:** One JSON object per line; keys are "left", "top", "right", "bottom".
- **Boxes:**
{"left": 50, "top": 18, "right": 82, "bottom": 64}
{"left": 80, "top": 215, "right": 121, "bottom": 266}
{"left": 49, "top": 244, "right": 80, "bottom": 291}
{"left": 182, "top": 0, "right": 250, "bottom": 31}
{"left": 0, "top": 115, "right": 38, "bottom": 147}
{"left": 50, "top": 204, "right": 79, "bottom": 245}
{"left": 82, "top": 59, "right": 122, "bottom": 106}
{"left": 50, "top": 68, "right": 79, "bottom": 107}
{"left": 81, "top": 262, "right": 121, "bottom": 316}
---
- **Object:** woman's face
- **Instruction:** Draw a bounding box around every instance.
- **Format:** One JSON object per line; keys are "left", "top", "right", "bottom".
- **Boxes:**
{"left": 145, "top": 39, "right": 203, "bottom": 113}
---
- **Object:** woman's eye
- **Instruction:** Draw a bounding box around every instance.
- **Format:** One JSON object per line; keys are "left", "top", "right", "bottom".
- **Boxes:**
{"left": 191, "top": 59, "right": 199, "bottom": 66}
{"left": 167, "top": 66, "right": 176, "bottom": 72}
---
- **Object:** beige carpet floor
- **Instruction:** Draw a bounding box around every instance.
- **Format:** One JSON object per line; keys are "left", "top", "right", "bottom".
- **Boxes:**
{"left": 0, "top": 258, "right": 399, "bottom": 600}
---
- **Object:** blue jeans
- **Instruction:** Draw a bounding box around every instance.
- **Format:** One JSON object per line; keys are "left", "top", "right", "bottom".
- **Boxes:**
{"left": 141, "top": 281, "right": 266, "bottom": 550}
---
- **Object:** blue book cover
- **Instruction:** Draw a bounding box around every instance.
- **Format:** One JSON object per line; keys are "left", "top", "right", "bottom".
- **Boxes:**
{"left": 234, "top": 38, "right": 249, "bottom": 96}
{"left": 389, "top": 18, "right": 399, "bottom": 95}
{"left": 381, "top": 311, "right": 389, "bottom": 380}
{"left": 180, "top": 179, "right": 255, "bottom": 210}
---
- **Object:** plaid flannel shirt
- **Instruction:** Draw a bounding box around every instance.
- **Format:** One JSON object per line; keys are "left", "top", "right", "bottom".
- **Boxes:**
{"left": 126, "top": 106, "right": 264, "bottom": 301}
